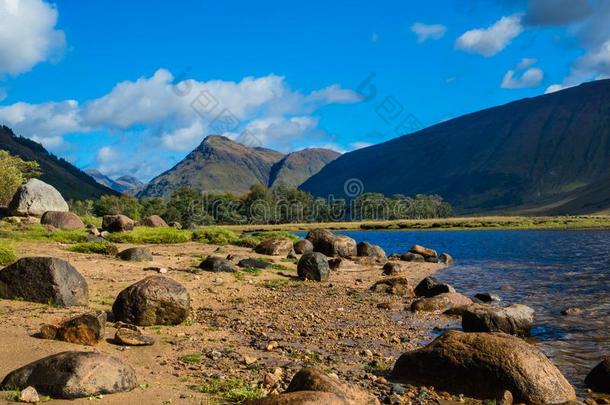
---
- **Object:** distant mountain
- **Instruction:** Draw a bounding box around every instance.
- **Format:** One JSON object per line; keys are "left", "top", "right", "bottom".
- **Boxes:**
{"left": 139, "top": 135, "right": 340, "bottom": 198}
{"left": 269, "top": 148, "right": 341, "bottom": 188}
{"left": 0, "top": 126, "right": 118, "bottom": 201}
{"left": 300, "top": 79, "right": 610, "bottom": 214}
{"left": 85, "top": 170, "right": 144, "bottom": 195}
{"left": 115, "top": 175, "right": 145, "bottom": 195}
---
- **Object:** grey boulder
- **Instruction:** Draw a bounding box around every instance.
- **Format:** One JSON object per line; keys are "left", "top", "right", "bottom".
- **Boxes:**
{"left": 297, "top": 252, "right": 330, "bottom": 282}
{"left": 0, "top": 351, "right": 136, "bottom": 399}
{"left": 0, "top": 257, "right": 88, "bottom": 306}
{"left": 116, "top": 247, "right": 153, "bottom": 262}
{"left": 198, "top": 256, "right": 237, "bottom": 272}
{"left": 8, "top": 179, "right": 69, "bottom": 217}
{"left": 461, "top": 303, "right": 535, "bottom": 335}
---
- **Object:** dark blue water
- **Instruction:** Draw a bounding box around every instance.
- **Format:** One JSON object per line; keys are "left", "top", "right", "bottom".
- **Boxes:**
{"left": 299, "top": 229, "right": 610, "bottom": 386}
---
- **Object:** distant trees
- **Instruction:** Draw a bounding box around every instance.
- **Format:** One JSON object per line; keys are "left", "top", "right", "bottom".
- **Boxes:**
{"left": 0, "top": 151, "right": 40, "bottom": 206}
{"left": 69, "top": 184, "right": 453, "bottom": 225}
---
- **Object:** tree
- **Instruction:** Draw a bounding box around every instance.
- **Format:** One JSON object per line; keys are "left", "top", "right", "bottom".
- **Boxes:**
{"left": 93, "top": 195, "right": 142, "bottom": 220}
{"left": 0, "top": 151, "right": 40, "bottom": 206}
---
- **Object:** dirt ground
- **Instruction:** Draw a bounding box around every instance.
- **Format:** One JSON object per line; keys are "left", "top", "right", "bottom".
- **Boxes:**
{"left": 0, "top": 240, "right": 467, "bottom": 405}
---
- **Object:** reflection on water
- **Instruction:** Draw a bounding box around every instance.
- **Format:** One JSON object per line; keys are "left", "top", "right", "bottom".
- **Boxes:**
{"left": 314, "top": 229, "right": 610, "bottom": 388}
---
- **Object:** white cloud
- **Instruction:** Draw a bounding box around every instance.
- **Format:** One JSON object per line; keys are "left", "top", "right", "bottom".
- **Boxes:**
{"left": 544, "top": 84, "right": 569, "bottom": 94}
{"left": 0, "top": 0, "right": 66, "bottom": 75}
{"left": 0, "top": 69, "right": 360, "bottom": 178}
{"left": 0, "top": 100, "right": 83, "bottom": 139}
{"left": 411, "top": 22, "right": 447, "bottom": 43}
{"left": 501, "top": 58, "right": 544, "bottom": 89}
{"left": 456, "top": 15, "right": 523, "bottom": 57}
{"left": 350, "top": 141, "right": 372, "bottom": 150}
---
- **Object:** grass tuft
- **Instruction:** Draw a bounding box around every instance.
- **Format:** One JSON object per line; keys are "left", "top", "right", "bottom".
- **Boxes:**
{"left": 68, "top": 241, "right": 118, "bottom": 255}
{"left": 190, "top": 378, "right": 263, "bottom": 404}
{"left": 0, "top": 240, "right": 17, "bottom": 265}
{"left": 192, "top": 227, "right": 239, "bottom": 245}
{"left": 106, "top": 227, "right": 192, "bottom": 244}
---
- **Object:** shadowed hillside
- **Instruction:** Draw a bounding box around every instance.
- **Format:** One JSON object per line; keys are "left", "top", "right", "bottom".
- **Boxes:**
{"left": 301, "top": 80, "right": 610, "bottom": 214}
{"left": 0, "top": 126, "right": 118, "bottom": 200}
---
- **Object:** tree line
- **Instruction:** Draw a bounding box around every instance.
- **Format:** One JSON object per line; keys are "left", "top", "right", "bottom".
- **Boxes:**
{"left": 70, "top": 184, "right": 453, "bottom": 225}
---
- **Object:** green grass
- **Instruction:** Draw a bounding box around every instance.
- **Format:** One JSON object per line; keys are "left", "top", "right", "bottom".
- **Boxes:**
{"left": 105, "top": 227, "right": 192, "bottom": 244}
{"left": 190, "top": 378, "right": 263, "bottom": 404}
{"left": 363, "top": 359, "right": 392, "bottom": 374}
{"left": 233, "top": 230, "right": 299, "bottom": 247}
{"left": 68, "top": 241, "right": 118, "bottom": 255}
{"left": 178, "top": 353, "right": 202, "bottom": 363}
{"left": 0, "top": 240, "right": 17, "bottom": 265}
{"left": 271, "top": 263, "right": 291, "bottom": 271}
{"left": 0, "top": 224, "right": 88, "bottom": 244}
{"left": 80, "top": 215, "right": 102, "bottom": 227}
{"left": 192, "top": 227, "right": 239, "bottom": 245}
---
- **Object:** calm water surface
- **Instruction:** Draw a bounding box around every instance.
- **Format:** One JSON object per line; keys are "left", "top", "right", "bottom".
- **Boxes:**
{"left": 300, "top": 229, "right": 610, "bottom": 387}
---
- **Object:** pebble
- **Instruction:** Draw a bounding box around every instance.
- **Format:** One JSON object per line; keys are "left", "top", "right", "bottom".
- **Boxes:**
{"left": 243, "top": 355, "right": 257, "bottom": 365}
{"left": 392, "top": 384, "right": 406, "bottom": 395}
{"left": 19, "top": 386, "right": 40, "bottom": 403}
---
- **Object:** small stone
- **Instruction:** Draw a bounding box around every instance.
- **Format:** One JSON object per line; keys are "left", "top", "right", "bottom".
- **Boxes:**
{"left": 114, "top": 327, "right": 155, "bottom": 346}
{"left": 243, "top": 355, "right": 257, "bottom": 365}
{"left": 19, "top": 386, "right": 40, "bottom": 403}
{"left": 266, "top": 341, "right": 279, "bottom": 351}
{"left": 392, "top": 384, "right": 406, "bottom": 394}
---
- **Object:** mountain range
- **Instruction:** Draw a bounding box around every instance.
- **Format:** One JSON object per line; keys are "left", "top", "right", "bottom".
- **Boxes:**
{"left": 0, "top": 126, "right": 117, "bottom": 200}
{"left": 85, "top": 169, "right": 145, "bottom": 195}
{"left": 301, "top": 79, "right": 610, "bottom": 214}
{"left": 138, "top": 136, "right": 340, "bottom": 198}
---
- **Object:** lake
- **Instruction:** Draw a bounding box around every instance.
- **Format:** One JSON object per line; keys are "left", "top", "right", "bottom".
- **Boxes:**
{"left": 299, "top": 229, "right": 610, "bottom": 388}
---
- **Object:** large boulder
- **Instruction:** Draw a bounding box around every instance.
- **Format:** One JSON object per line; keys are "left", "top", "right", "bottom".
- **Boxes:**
{"left": 40, "top": 211, "right": 85, "bottom": 230}
{"left": 101, "top": 214, "right": 134, "bottom": 233}
{"left": 0, "top": 351, "right": 136, "bottom": 399}
{"left": 285, "top": 368, "right": 380, "bottom": 405}
{"left": 305, "top": 229, "right": 357, "bottom": 258}
{"left": 116, "top": 247, "right": 153, "bottom": 262}
{"left": 392, "top": 331, "right": 576, "bottom": 404}
{"left": 414, "top": 276, "right": 455, "bottom": 297}
{"left": 255, "top": 238, "right": 294, "bottom": 256}
{"left": 293, "top": 239, "right": 314, "bottom": 254}
{"left": 112, "top": 276, "right": 190, "bottom": 326}
{"left": 411, "top": 292, "right": 473, "bottom": 312}
{"left": 297, "top": 252, "right": 330, "bottom": 282}
{"left": 585, "top": 357, "right": 610, "bottom": 393}
{"left": 382, "top": 261, "right": 408, "bottom": 276}
{"left": 461, "top": 303, "right": 535, "bottom": 336}
{"left": 139, "top": 215, "right": 168, "bottom": 227}
{"left": 39, "top": 311, "right": 106, "bottom": 346}
{"left": 0, "top": 257, "right": 88, "bottom": 306}
{"left": 8, "top": 179, "right": 69, "bottom": 217}
{"left": 357, "top": 242, "right": 386, "bottom": 260}
{"left": 198, "top": 256, "right": 237, "bottom": 273}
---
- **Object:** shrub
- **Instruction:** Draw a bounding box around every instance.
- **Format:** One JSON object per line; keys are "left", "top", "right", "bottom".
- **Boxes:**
{"left": 0, "top": 150, "right": 40, "bottom": 206}
{"left": 68, "top": 242, "right": 118, "bottom": 255}
{"left": 192, "top": 227, "right": 239, "bottom": 245}
{"left": 0, "top": 240, "right": 17, "bottom": 265}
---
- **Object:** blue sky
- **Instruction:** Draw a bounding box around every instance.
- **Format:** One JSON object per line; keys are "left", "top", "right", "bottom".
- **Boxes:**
{"left": 1, "top": 0, "right": 609, "bottom": 181}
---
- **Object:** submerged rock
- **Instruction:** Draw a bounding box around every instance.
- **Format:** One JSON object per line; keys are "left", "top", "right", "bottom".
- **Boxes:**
{"left": 8, "top": 179, "right": 69, "bottom": 217}
{"left": 392, "top": 331, "right": 575, "bottom": 404}
{"left": 0, "top": 257, "right": 88, "bottom": 306}
{"left": 461, "top": 303, "right": 535, "bottom": 335}
{"left": 112, "top": 275, "right": 190, "bottom": 326}
{"left": 0, "top": 351, "right": 137, "bottom": 399}
{"left": 297, "top": 252, "right": 330, "bottom": 281}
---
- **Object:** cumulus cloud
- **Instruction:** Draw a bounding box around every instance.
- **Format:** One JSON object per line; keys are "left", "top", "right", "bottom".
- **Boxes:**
{"left": 0, "top": 0, "right": 66, "bottom": 75}
{"left": 411, "top": 22, "right": 447, "bottom": 43}
{"left": 0, "top": 69, "right": 361, "bottom": 178}
{"left": 501, "top": 58, "right": 544, "bottom": 88}
{"left": 456, "top": 15, "right": 523, "bottom": 57}
{"left": 349, "top": 141, "right": 373, "bottom": 150}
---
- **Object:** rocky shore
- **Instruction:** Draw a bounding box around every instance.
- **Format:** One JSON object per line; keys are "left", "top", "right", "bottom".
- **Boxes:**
{"left": 0, "top": 181, "right": 608, "bottom": 404}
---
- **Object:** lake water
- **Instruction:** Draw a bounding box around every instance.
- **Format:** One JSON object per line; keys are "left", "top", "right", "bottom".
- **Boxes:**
{"left": 299, "top": 229, "right": 610, "bottom": 388}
